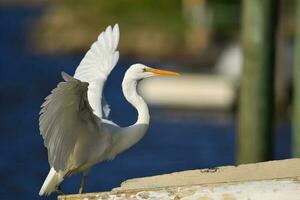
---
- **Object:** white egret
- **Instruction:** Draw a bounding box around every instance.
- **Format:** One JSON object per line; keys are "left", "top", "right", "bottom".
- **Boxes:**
{"left": 38, "top": 24, "right": 179, "bottom": 196}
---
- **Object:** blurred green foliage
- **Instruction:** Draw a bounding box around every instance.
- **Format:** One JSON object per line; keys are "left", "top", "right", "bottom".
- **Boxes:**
{"left": 36, "top": 0, "right": 243, "bottom": 56}
{"left": 60, "top": 0, "right": 185, "bottom": 34}
{"left": 36, "top": 0, "right": 190, "bottom": 55}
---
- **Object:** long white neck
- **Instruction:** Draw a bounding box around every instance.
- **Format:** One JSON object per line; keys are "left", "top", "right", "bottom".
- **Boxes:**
{"left": 108, "top": 74, "right": 149, "bottom": 158}
{"left": 122, "top": 77, "right": 150, "bottom": 125}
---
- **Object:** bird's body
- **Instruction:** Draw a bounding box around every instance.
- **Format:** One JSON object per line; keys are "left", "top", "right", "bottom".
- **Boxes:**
{"left": 38, "top": 24, "right": 179, "bottom": 196}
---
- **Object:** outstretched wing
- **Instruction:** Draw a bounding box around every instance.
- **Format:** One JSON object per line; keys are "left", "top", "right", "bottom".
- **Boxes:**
{"left": 39, "top": 72, "right": 100, "bottom": 171}
{"left": 74, "top": 24, "right": 119, "bottom": 118}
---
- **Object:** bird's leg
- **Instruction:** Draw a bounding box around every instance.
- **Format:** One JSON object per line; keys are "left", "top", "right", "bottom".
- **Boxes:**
{"left": 56, "top": 185, "right": 65, "bottom": 195}
{"left": 79, "top": 169, "right": 90, "bottom": 194}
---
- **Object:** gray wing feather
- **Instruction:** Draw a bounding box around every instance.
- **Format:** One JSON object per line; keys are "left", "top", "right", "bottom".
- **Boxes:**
{"left": 61, "top": 71, "right": 73, "bottom": 81}
{"left": 39, "top": 72, "right": 100, "bottom": 171}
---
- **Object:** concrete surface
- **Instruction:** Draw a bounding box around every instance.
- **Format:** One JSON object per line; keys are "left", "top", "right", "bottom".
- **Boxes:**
{"left": 58, "top": 159, "right": 300, "bottom": 200}
{"left": 116, "top": 158, "right": 300, "bottom": 190}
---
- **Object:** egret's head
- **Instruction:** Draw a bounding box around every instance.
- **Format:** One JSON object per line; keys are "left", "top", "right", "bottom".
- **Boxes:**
{"left": 126, "top": 64, "right": 179, "bottom": 81}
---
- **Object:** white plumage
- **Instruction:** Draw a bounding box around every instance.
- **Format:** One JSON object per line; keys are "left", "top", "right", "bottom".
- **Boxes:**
{"left": 39, "top": 168, "right": 65, "bottom": 196}
{"left": 74, "top": 24, "right": 120, "bottom": 118}
{"left": 39, "top": 24, "right": 179, "bottom": 196}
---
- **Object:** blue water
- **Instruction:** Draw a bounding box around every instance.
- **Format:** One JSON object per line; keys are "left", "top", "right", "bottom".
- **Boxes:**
{"left": 0, "top": 6, "right": 291, "bottom": 200}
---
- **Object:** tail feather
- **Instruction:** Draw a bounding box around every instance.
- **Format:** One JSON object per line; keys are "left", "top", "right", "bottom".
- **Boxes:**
{"left": 39, "top": 167, "right": 64, "bottom": 196}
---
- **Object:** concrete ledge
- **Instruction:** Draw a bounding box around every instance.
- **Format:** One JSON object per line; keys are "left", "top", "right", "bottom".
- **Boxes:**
{"left": 58, "top": 159, "right": 300, "bottom": 200}
{"left": 116, "top": 158, "right": 300, "bottom": 191}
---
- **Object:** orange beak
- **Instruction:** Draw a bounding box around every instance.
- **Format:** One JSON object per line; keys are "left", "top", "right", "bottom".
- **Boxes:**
{"left": 145, "top": 68, "right": 180, "bottom": 76}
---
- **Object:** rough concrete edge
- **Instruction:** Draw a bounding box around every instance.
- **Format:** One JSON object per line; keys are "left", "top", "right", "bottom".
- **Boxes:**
{"left": 58, "top": 177, "right": 300, "bottom": 200}
{"left": 116, "top": 158, "right": 300, "bottom": 190}
{"left": 58, "top": 159, "right": 300, "bottom": 199}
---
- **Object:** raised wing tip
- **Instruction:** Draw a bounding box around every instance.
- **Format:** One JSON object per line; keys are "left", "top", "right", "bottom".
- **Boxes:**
{"left": 105, "top": 24, "right": 119, "bottom": 33}
{"left": 113, "top": 24, "right": 119, "bottom": 30}
{"left": 106, "top": 25, "right": 112, "bottom": 32}
{"left": 113, "top": 24, "right": 119, "bottom": 35}
{"left": 112, "top": 24, "right": 120, "bottom": 49}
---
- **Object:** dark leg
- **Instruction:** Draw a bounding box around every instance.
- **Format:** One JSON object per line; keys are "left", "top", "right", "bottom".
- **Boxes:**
{"left": 79, "top": 169, "right": 90, "bottom": 194}
{"left": 56, "top": 185, "right": 65, "bottom": 195}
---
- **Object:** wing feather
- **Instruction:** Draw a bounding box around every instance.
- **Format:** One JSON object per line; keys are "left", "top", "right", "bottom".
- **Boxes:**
{"left": 74, "top": 24, "right": 120, "bottom": 118}
{"left": 39, "top": 73, "right": 100, "bottom": 171}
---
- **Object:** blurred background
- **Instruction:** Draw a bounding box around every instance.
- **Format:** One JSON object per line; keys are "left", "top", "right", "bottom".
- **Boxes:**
{"left": 0, "top": 0, "right": 295, "bottom": 199}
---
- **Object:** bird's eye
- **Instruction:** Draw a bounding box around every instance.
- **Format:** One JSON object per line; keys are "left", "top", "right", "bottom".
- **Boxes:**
{"left": 143, "top": 68, "right": 147, "bottom": 72}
